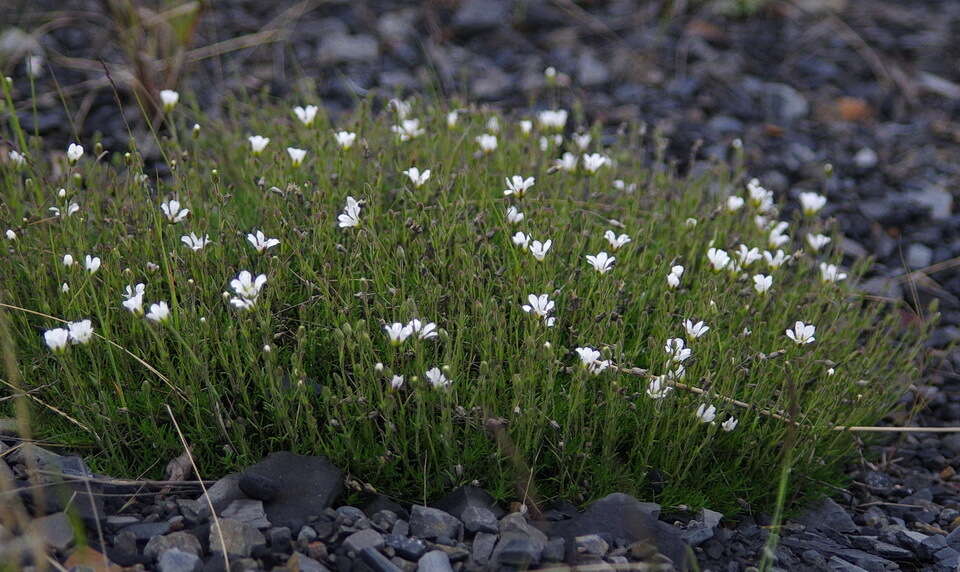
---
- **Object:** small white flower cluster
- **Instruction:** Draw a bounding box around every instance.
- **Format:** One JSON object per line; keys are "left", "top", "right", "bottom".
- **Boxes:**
{"left": 575, "top": 347, "right": 610, "bottom": 375}
{"left": 383, "top": 319, "right": 439, "bottom": 345}
{"left": 44, "top": 319, "right": 94, "bottom": 352}
{"left": 521, "top": 294, "right": 556, "bottom": 327}
{"left": 229, "top": 270, "right": 267, "bottom": 310}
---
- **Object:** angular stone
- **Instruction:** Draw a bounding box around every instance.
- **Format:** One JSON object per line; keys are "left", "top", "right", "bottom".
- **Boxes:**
{"left": 117, "top": 521, "right": 171, "bottom": 541}
{"left": 418, "top": 549, "right": 453, "bottom": 572}
{"left": 409, "top": 505, "right": 461, "bottom": 540}
{"left": 384, "top": 533, "right": 426, "bottom": 560}
{"left": 29, "top": 512, "right": 74, "bottom": 551}
{"left": 157, "top": 548, "right": 202, "bottom": 572}
{"left": 797, "top": 498, "right": 857, "bottom": 533}
{"left": 286, "top": 551, "right": 328, "bottom": 572}
{"left": 344, "top": 528, "right": 384, "bottom": 553}
{"left": 492, "top": 536, "right": 542, "bottom": 568}
{"left": 542, "top": 537, "right": 565, "bottom": 562}
{"left": 221, "top": 499, "right": 270, "bottom": 529}
{"left": 546, "top": 493, "right": 686, "bottom": 567}
{"left": 241, "top": 452, "right": 343, "bottom": 530}
{"left": 575, "top": 533, "right": 609, "bottom": 556}
{"left": 431, "top": 486, "right": 504, "bottom": 520}
{"left": 144, "top": 531, "right": 202, "bottom": 560}
{"left": 238, "top": 472, "right": 279, "bottom": 502}
{"left": 360, "top": 546, "right": 402, "bottom": 572}
{"left": 471, "top": 532, "right": 496, "bottom": 565}
{"left": 461, "top": 506, "right": 498, "bottom": 534}
{"left": 209, "top": 518, "right": 265, "bottom": 557}
{"left": 194, "top": 474, "right": 244, "bottom": 519}
{"left": 266, "top": 526, "right": 291, "bottom": 552}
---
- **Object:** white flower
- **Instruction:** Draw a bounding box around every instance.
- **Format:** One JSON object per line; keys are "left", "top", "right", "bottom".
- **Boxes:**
{"left": 786, "top": 321, "right": 816, "bottom": 345}
{"left": 384, "top": 322, "right": 413, "bottom": 345}
{"left": 49, "top": 203, "right": 80, "bottom": 218}
{"left": 684, "top": 320, "right": 709, "bottom": 339}
{"left": 181, "top": 232, "right": 211, "bottom": 251}
{"left": 248, "top": 135, "right": 270, "bottom": 155}
{"left": 337, "top": 196, "right": 362, "bottom": 229}
{"left": 753, "top": 274, "right": 772, "bottom": 294}
{"left": 819, "top": 263, "right": 847, "bottom": 282}
{"left": 485, "top": 116, "right": 500, "bottom": 133}
{"left": 84, "top": 255, "right": 101, "bottom": 274}
{"left": 554, "top": 152, "right": 578, "bottom": 172}
{"left": 544, "top": 66, "right": 557, "bottom": 80}
{"left": 667, "top": 265, "right": 684, "bottom": 289}
{"left": 768, "top": 221, "right": 790, "bottom": 248}
{"left": 66, "top": 143, "right": 83, "bottom": 164}
{"left": 293, "top": 105, "right": 319, "bottom": 126}
{"left": 44, "top": 328, "right": 70, "bottom": 352}
{"left": 146, "top": 301, "right": 171, "bottom": 323}
{"left": 721, "top": 416, "right": 739, "bottom": 432}
{"left": 476, "top": 134, "right": 498, "bottom": 153}
{"left": 522, "top": 294, "right": 556, "bottom": 327}
{"left": 529, "top": 239, "right": 552, "bottom": 261}
{"left": 504, "top": 175, "right": 535, "bottom": 198}
{"left": 62, "top": 254, "right": 75, "bottom": 267}
{"left": 391, "top": 119, "right": 425, "bottom": 141}
{"left": 806, "top": 233, "right": 832, "bottom": 252}
{"left": 612, "top": 179, "right": 637, "bottom": 193}
{"left": 586, "top": 252, "right": 615, "bottom": 274}
{"left": 519, "top": 120, "right": 533, "bottom": 135}
{"left": 727, "top": 196, "right": 745, "bottom": 211}
{"left": 246, "top": 230, "right": 280, "bottom": 253}
{"left": 160, "top": 89, "right": 179, "bottom": 111}
{"left": 122, "top": 284, "right": 146, "bottom": 314}
{"left": 604, "top": 231, "right": 631, "bottom": 250}
{"left": 374, "top": 362, "right": 384, "bottom": 372}
{"left": 446, "top": 111, "right": 459, "bottom": 128}
{"left": 647, "top": 376, "right": 673, "bottom": 400}
{"left": 754, "top": 215, "right": 769, "bottom": 230}
{"left": 402, "top": 167, "right": 431, "bottom": 188}
{"left": 67, "top": 320, "right": 94, "bottom": 344}
{"left": 572, "top": 133, "right": 591, "bottom": 150}
{"left": 229, "top": 297, "right": 256, "bottom": 311}
{"left": 799, "top": 192, "right": 827, "bottom": 215}
{"left": 764, "top": 249, "right": 788, "bottom": 269}
{"left": 389, "top": 98, "right": 411, "bottom": 119}
{"left": 160, "top": 199, "right": 189, "bottom": 223}
{"left": 827, "top": 367, "right": 836, "bottom": 376}
{"left": 8, "top": 150, "right": 25, "bottom": 166}
{"left": 747, "top": 179, "right": 773, "bottom": 211}
{"left": 574, "top": 347, "right": 610, "bottom": 375}
{"left": 537, "top": 109, "right": 568, "bottom": 130}
{"left": 335, "top": 131, "right": 357, "bottom": 149}
{"left": 408, "top": 319, "right": 439, "bottom": 340}
{"left": 512, "top": 232, "right": 531, "bottom": 248}
{"left": 506, "top": 206, "right": 524, "bottom": 224}
{"left": 231, "top": 271, "right": 267, "bottom": 300}
{"left": 707, "top": 248, "right": 730, "bottom": 271}
{"left": 582, "top": 153, "right": 610, "bottom": 174}
{"left": 695, "top": 404, "right": 716, "bottom": 423}
{"left": 61, "top": 283, "right": 70, "bottom": 293}
{"left": 664, "top": 338, "right": 692, "bottom": 363}
{"left": 685, "top": 218, "right": 698, "bottom": 227}
{"left": 5, "top": 229, "right": 16, "bottom": 240}
{"left": 390, "top": 375, "right": 405, "bottom": 389}
{"left": 736, "top": 245, "right": 762, "bottom": 267}
{"left": 287, "top": 147, "right": 307, "bottom": 167}
{"left": 425, "top": 367, "right": 452, "bottom": 388}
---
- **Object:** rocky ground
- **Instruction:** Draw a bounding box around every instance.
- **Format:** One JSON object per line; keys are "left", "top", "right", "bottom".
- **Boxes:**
{"left": 3, "top": 0, "right": 960, "bottom": 570}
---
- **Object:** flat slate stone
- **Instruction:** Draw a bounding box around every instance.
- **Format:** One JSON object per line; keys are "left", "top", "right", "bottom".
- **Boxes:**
{"left": 418, "top": 549, "right": 453, "bottom": 572}
{"left": 29, "top": 512, "right": 74, "bottom": 551}
{"left": 431, "top": 485, "right": 504, "bottom": 520}
{"left": 221, "top": 499, "right": 271, "bottom": 529}
{"left": 241, "top": 452, "right": 343, "bottom": 530}
{"left": 409, "top": 505, "right": 462, "bottom": 540}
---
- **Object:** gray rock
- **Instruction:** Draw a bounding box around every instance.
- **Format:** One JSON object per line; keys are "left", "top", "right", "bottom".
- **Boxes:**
{"left": 682, "top": 523, "right": 714, "bottom": 547}
{"left": 492, "top": 535, "right": 543, "bottom": 568}
{"left": 360, "top": 546, "right": 402, "bottom": 572}
{"left": 461, "top": 506, "right": 498, "bottom": 534}
{"left": 105, "top": 515, "right": 140, "bottom": 529}
{"left": 418, "top": 549, "right": 453, "bottom": 572}
{"left": 266, "top": 526, "right": 291, "bottom": 552}
{"left": 848, "top": 535, "right": 912, "bottom": 559}
{"left": 577, "top": 49, "right": 610, "bottom": 87}
{"left": 286, "top": 551, "right": 329, "bottom": 572}
{"left": 209, "top": 518, "right": 265, "bottom": 557}
{"left": 384, "top": 533, "right": 426, "bottom": 560}
{"left": 936, "top": 546, "right": 960, "bottom": 567}
{"left": 575, "top": 533, "right": 609, "bottom": 556}
{"left": 471, "top": 532, "right": 497, "bottom": 565}
{"left": 319, "top": 34, "right": 379, "bottom": 64}
{"left": 907, "top": 187, "right": 952, "bottom": 220}
{"left": 547, "top": 493, "right": 686, "bottom": 567}
{"left": 29, "top": 512, "right": 74, "bottom": 551}
{"left": 238, "top": 472, "right": 279, "bottom": 502}
{"left": 452, "top": 0, "right": 510, "bottom": 33}
{"left": 827, "top": 556, "right": 869, "bottom": 572}
{"left": 432, "top": 485, "right": 504, "bottom": 520}
{"left": 764, "top": 83, "right": 809, "bottom": 122}
{"left": 853, "top": 148, "right": 878, "bottom": 169}
{"left": 700, "top": 508, "right": 724, "bottom": 529}
{"left": 921, "top": 534, "right": 949, "bottom": 559}
{"left": 241, "top": 452, "right": 343, "bottom": 530}
{"left": 157, "top": 548, "right": 202, "bottom": 572}
{"left": 344, "top": 528, "right": 384, "bottom": 553}
{"left": 472, "top": 65, "right": 512, "bottom": 100}
{"left": 145, "top": 531, "right": 202, "bottom": 560}
{"left": 221, "top": 499, "right": 270, "bottom": 529}
{"left": 409, "top": 505, "right": 462, "bottom": 540}
{"left": 907, "top": 243, "right": 933, "bottom": 269}
{"left": 797, "top": 498, "right": 857, "bottom": 533}
{"left": 297, "top": 525, "right": 317, "bottom": 545}
{"left": 542, "top": 537, "right": 565, "bottom": 562}
{"left": 194, "top": 473, "right": 244, "bottom": 519}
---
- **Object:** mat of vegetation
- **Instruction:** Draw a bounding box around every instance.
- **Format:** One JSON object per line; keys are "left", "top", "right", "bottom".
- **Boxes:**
{"left": 0, "top": 88, "right": 931, "bottom": 513}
